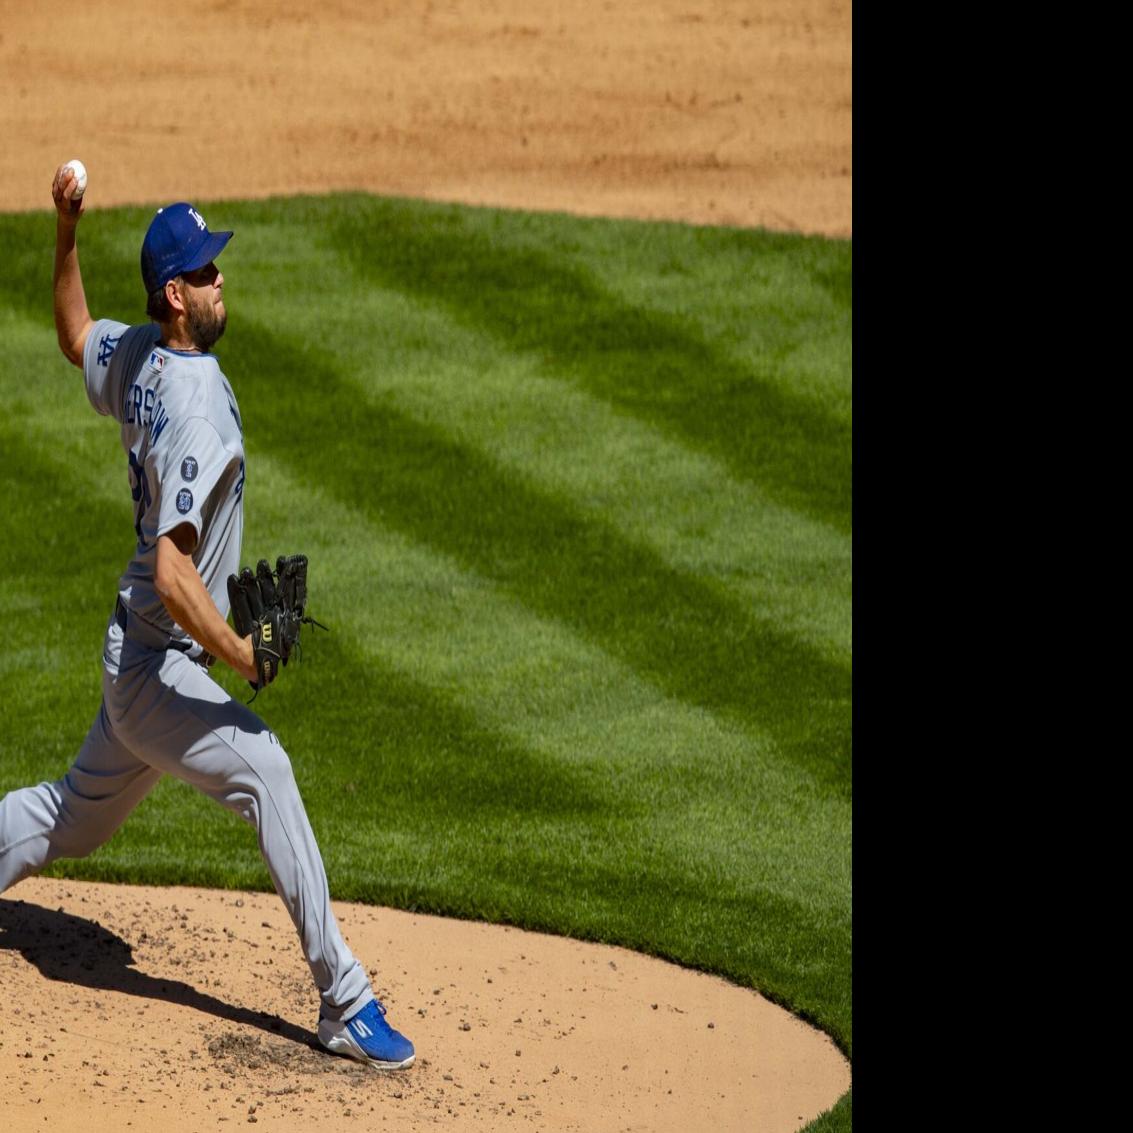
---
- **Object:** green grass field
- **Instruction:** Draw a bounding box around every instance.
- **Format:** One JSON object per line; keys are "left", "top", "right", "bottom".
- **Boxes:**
{"left": 0, "top": 194, "right": 852, "bottom": 1127}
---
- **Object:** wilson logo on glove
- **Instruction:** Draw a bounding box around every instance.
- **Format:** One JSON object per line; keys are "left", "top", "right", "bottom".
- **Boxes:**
{"left": 227, "top": 554, "right": 328, "bottom": 697}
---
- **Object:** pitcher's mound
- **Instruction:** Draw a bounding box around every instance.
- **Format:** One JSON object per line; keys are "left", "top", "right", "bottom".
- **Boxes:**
{"left": 2, "top": 878, "right": 848, "bottom": 1131}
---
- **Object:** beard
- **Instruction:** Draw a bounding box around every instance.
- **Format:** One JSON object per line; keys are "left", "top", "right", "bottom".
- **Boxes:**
{"left": 186, "top": 291, "right": 227, "bottom": 352}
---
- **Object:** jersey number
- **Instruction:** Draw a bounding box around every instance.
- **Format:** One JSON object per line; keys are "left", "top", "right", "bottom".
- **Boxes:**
{"left": 128, "top": 450, "right": 152, "bottom": 545}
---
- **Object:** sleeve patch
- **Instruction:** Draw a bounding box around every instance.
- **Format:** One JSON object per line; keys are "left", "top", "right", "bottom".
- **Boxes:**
{"left": 97, "top": 332, "right": 121, "bottom": 367}
{"left": 181, "top": 457, "right": 198, "bottom": 481}
{"left": 176, "top": 488, "right": 194, "bottom": 514}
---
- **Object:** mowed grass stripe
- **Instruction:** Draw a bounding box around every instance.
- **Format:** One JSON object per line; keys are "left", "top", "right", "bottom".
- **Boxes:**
{"left": 317, "top": 196, "right": 851, "bottom": 534}
{"left": 241, "top": 451, "right": 849, "bottom": 899}
{"left": 223, "top": 318, "right": 851, "bottom": 793}
{"left": 248, "top": 278, "right": 850, "bottom": 664}
{"left": 369, "top": 360, "right": 851, "bottom": 661}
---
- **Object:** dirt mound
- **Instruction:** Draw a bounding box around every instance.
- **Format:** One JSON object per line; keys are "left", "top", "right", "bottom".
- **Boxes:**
{"left": 2, "top": 879, "right": 850, "bottom": 1131}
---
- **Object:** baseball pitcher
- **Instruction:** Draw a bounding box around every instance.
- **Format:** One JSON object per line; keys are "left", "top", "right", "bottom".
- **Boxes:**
{"left": 0, "top": 166, "right": 414, "bottom": 1070}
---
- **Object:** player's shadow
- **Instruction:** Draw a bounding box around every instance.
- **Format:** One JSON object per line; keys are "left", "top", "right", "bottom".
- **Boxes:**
{"left": 0, "top": 896, "right": 316, "bottom": 1051}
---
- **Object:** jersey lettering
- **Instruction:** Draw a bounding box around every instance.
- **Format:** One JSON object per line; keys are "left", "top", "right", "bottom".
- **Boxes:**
{"left": 124, "top": 382, "right": 171, "bottom": 442}
{"left": 151, "top": 400, "right": 170, "bottom": 443}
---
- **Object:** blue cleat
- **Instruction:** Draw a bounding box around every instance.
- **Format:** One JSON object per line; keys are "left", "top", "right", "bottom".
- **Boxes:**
{"left": 318, "top": 998, "right": 415, "bottom": 1070}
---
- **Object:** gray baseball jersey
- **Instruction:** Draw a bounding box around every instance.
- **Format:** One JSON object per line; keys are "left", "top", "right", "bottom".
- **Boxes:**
{"left": 83, "top": 318, "right": 245, "bottom": 644}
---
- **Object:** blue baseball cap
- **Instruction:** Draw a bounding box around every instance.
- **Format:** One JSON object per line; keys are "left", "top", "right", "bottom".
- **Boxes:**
{"left": 141, "top": 202, "right": 233, "bottom": 295}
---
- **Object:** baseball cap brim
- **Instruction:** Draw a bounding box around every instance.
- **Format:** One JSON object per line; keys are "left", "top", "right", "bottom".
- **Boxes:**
{"left": 181, "top": 229, "right": 233, "bottom": 276}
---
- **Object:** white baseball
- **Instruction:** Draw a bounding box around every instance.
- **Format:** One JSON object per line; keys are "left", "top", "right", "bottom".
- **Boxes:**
{"left": 64, "top": 158, "right": 87, "bottom": 198}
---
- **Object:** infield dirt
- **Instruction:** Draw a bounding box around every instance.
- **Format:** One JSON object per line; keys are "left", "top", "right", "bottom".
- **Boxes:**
{"left": 1, "top": 2, "right": 851, "bottom": 1129}
{"left": 0, "top": 0, "right": 850, "bottom": 235}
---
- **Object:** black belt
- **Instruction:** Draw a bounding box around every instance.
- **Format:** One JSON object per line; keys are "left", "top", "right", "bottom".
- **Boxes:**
{"left": 114, "top": 598, "right": 216, "bottom": 668}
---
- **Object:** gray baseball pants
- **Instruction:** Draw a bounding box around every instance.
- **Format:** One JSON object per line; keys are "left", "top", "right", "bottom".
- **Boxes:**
{"left": 0, "top": 618, "right": 372, "bottom": 1023}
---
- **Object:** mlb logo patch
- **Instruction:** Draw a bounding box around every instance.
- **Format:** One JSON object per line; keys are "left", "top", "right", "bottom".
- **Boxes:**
{"left": 176, "top": 488, "right": 194, "bottom": 514}
{"left": 149, "top": 351, "right": 165, "bottom": 372}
